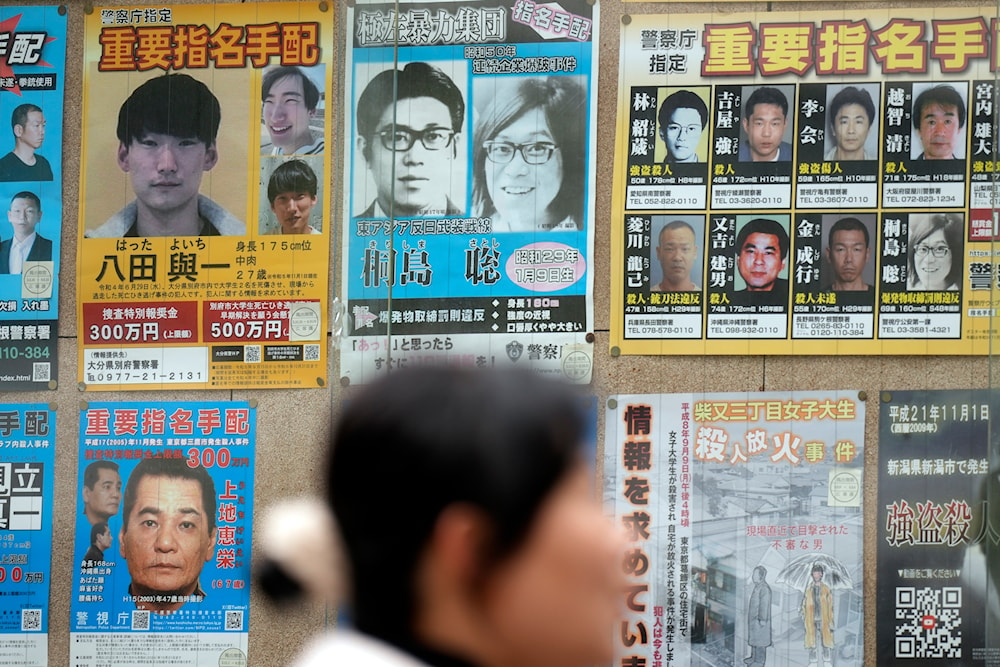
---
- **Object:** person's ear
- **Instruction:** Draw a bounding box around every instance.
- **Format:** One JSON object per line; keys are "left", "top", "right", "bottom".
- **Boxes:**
{"left": 116, "top": 142, "right": 131, "bottom": 172}
{"left": 13, "top": 124, "right": 23, "bottom": 139}
{"left": 357, "top": 135, "right": 370, "bottom": 162}
{"left": 428, "top": 503, "right": 495, "bottom": 585}
{"left": 451, "top": 133, "right": 460, "bottom": 159}
{"left": 202, "top": 143, "right": 219, "bottom": 171}
{"left": 118, "top": 527, "right": 126, "bottom": 558}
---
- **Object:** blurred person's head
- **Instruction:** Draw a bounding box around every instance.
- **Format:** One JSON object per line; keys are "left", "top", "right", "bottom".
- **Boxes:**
{"left": 913, "top": 85, "right": 966, "bottom": 160}
{"left": 907, "top": 213, "right": 963, "bottom": 290}
{"left": 657, "top": 90, "right": 707, "bottom": 163}
{"left": 827, "top": 87, "right": 875, "bottom": 161}
{"left": 328, "top": 367, "right": 622, "bottom": 667}
{"left": 473, "top": 77, "right": 586, "bottom": 231}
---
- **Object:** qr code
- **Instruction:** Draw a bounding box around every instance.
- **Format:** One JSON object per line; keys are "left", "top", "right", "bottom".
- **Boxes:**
{"left": 244, "top": 345, "right": 261, "bottom": 363}
{"left": 225, "top": 610, "right": 244, "bottom": 631}
{"left": 895, "top": 586, "right": 962, "bottom": 658}
{"left": 21, "top": 608, "right": 41, "bottom": 631}
{"left": 304, "top": 344, "right": 320, "bottom": 361}
{"left": 131, "top": 610, "right": 150, "bottom": 631}
{"left": 32, "top": 363, "right": 49, "bottom": 383}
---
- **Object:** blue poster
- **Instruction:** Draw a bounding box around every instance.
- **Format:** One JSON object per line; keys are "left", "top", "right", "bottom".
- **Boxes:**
{"left": 0, "top": 6, "right": 66, "bottom": 390}
{"left": 341, "top": 0, "right": 598, "bottom": 383}
{"left": 0, "top": 403, "right": 54, "bottom": 667}
{"left": 71, "top": 402, "right": 255, "bottom": 666}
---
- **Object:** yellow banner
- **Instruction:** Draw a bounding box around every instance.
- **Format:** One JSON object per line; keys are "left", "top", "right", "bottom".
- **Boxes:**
{"left": 77, "top": 3, "right": 333, "bottom": 389}
{"left": 611, "top": 9, "right": 1000, "bottom": 355}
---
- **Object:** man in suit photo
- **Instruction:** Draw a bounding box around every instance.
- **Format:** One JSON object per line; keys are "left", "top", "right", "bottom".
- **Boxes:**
{"left": 0, "top": 190, "right": 51, "bottom": 274}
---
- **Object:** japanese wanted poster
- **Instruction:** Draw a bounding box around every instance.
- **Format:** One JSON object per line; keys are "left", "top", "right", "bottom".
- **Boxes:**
{"left": 0, "top": 7, "right": 66, "bottom": 390}
{"left": 72, "top": 401, "right": 255, "bottom": 666}
{"left": 0, "top": 404, "right": 54, "bottom": 667}
{"left": 878, "top": 390, "right": 1000, "bottom": 665}
{"left": 611, "top": 9, "right": 1000, "bottom": 356}
{"left": 605, "top": 392, "right": 865, "bottom": 667}
{"left": 343, "top": 0, "right": 597, "bottom": 383}
{"left": 77, "top": 3, "right": 333, "bottom": 390}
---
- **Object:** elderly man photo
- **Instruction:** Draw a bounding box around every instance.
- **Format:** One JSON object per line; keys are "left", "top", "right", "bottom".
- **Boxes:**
{"left": 119, "top": 457, "right": 217, "bottom": 615}
{"left": 88, "top": 74, "right": 244, "bottom": 237}
{"left": 912, "top": 84, "right": 966, "bottom": 160}
{"left": 0, "top": 103, "right": 52, "bottom": 181}
{"left": 355, "top": 62, "right": 464, "bottom": 218}
{"left": 81, "top": 460, "right": 121, "bottom": 526}
{"left": 0, "top": 191, "right": 51, "bottom": 273}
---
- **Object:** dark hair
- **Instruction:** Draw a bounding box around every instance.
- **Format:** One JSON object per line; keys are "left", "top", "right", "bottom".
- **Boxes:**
{"left": 913, "top": 84, "right": 966, "bottom": 129}
{"left": 828, "top": 217, "right": 869, "bottom": 248}
{"left": 907, "top": 213, "right": 963, "bottom": 289}
{"left": 811, "top": 563, "right": 825, "bottom": 575}
{"left": 90, "top": 521, "right": 109, "bottom": 546}
{"left": 736, "top": 218, "right": 789, "bottom": 260}
{"left": 745, "top": 86, "right": 788, "bottom": 119}
{"left": 658, "top": 90, "right": 708, "bottom": 130}
{"left": 10, "top": 191, "right": 41, "bottom": 212}
{"left": 10, "top": 103, "right": 41, "bottom": 134}
{"left": 121, "top": 458, "right": 217, "bottom": 534}
{"left": 267, "top": 159, "right": 318, "bottom": 205}
{"left": 472, "top": 76, "right": 587, "bottom": 228}
{"left": 83, "top": 461, "right": 119, "bottom": 490}
{"left": 262, "top": 66, "right": 320, "bottom": 111}
{"left": 329, "top": 367, "right": 586, "bottom": 645}
{"left": 659, "top": 219, "right": 696, "bottom": 244}
{"left": 116, "top": 74, "right": 221, "bottom": 147}
{"left": 828, "top": 86, "right": 876, "bottom": 132}
{"left": 356, "top": 62, "right": 465, "bottom": 155}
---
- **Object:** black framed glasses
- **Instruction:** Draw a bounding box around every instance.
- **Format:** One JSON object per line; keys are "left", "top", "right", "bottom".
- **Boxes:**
{"left": 483, "top": 140, "right": 558, "bottom": 165}
{"left": 914, "top": 244, "right": 950, "bottom": 258}
{"left": 375, "top": 127, "right": 455, "bottom": 152}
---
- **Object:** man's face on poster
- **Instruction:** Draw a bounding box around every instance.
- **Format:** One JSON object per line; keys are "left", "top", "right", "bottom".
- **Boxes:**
{"left": 83, "top": 467, "right": 122, "bottom": 523}
{"left": 737, "top": 231, "right": 785, "bottom": 290}
{"left": 262, "top": 74, "right": 315, "bottom": 153}
{"left": 8, "top": 196, "right": 41, "bottom": 240}
{"left": 742, "top": 103, "right": 787, "bottom": 162}
{"left": 826, "top": 228, "right": 869, "bottom": 286}
{"left": 364, "top": 96, "right": 456, "bottom": 215}
{"left": 117, "top": 133, "right": 218, "bottom": 217}
{"left": 917, "top": 103, "right": 960, "bottom": 159}
{"left": 120, "top": 474, "right": 217, "bottom": 598}
{"left": 15, "top": 110, "right": 45, "bottom": 151}
{"left": 656, "top": 225, "right": 698, "bottom": 287}
{"left": 661, "top": 107, "right": 703, "bottom": 162}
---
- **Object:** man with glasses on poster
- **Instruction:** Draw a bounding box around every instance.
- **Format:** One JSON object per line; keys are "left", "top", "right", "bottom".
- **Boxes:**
{"left": 354, "top": 62, "right": 464, "bottom": 218}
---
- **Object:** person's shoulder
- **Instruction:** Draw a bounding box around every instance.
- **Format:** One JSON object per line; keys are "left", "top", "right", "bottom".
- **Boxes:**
{"left": 88, "top": 202, "right": 136, "bottom": 238}
{"left": 198, "top": 195, "right": 246, "bottom": 236}
{"left": 0, "top": 151, "right": 20, "bottom": 180}
{"left": 291, "top": 632, "right": 433, "bottom": 667}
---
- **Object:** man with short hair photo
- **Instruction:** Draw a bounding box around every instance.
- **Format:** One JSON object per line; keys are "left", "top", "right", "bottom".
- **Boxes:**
{"left": 0, "top": 191, "right": 51, "bottom": 273}
{"left": 355, "top": 62, "right": 464, "bottom": 218}
{"left": 739, "top": 87, "right": 792, "bottom": 162}
{"left": 0, "top": 103, "right": 52, "bottom": 181}
{"left": 912, "top": 84, "right": 966, "bottom": 160}
{"left": 119, "top": 457, "right": 218, "bottom": 615}
{"left": 267, "top": 159, "right": 320, "bottom": 234}
{"left": 88, "top": 74, "right": 245, "bottom": 238}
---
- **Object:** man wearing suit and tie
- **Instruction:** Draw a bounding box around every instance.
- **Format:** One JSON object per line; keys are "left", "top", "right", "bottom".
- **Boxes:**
{"left": 0, "top": 191, "right": 51, "bottom": 274}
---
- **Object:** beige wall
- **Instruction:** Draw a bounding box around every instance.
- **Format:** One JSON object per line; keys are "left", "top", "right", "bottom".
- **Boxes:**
{"left": 10, "top": 0, "right": 996, "bottom": 665}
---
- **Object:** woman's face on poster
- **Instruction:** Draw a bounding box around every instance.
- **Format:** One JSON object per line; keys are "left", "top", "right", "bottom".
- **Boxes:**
{"left": 485, "top": 106, "right": 563, "bottom": 229}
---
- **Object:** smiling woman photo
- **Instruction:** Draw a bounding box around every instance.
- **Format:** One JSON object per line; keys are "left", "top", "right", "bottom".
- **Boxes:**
{"left": 906, "top": 213, "right": 963, "bottom": 291}
{"left": 472, "top": 76, "right": 586, "bottom": 233}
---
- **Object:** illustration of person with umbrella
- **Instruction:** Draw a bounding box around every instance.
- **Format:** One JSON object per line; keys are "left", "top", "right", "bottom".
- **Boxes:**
{"left": 777, "top": 553, "right": 852, "bottom": 667}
